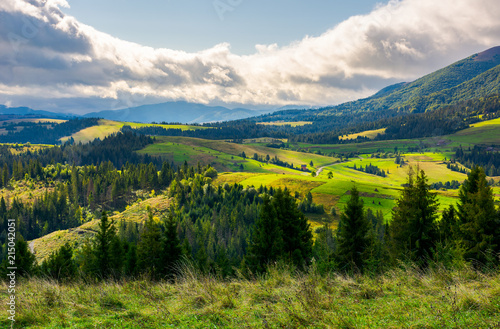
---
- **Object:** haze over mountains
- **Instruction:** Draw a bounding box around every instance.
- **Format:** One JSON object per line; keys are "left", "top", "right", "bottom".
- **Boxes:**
{"left": 83, "top": 102, "right": 273, "bottom": 124}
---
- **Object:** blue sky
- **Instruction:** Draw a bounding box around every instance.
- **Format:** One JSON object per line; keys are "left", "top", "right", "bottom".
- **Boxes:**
{"left": 63, "top": 0, "right": 381, "bottom": 54}
{"left": 0, "top": 0, "right": 499, "bottom": 114}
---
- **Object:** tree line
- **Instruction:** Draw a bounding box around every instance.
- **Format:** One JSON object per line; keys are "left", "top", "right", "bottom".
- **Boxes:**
{"left": 0, "top": 118, "right": 99, "bottom": 144}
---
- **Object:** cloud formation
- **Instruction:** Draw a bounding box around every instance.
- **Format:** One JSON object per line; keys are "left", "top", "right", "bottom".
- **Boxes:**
{"left": 0, "top": 0, "right": 499, "bottom": 113}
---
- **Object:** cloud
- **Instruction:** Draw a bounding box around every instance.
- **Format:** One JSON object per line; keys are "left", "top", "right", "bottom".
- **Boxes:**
{"left": 0, "top": 0, "right": 499, "bottom": 113}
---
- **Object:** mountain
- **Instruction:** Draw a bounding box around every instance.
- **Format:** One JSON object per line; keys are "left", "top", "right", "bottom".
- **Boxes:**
{"left": 258, "top": 46, "right": 500, "bottom": 125}
{"left": 324, "top": 46, "right": 500, "bottom": 114}
{"left": 0, "top": 105, "right": 74, "bottom": 118}
{"left": 84, "top": 102, "right": 272, "bottom": 124}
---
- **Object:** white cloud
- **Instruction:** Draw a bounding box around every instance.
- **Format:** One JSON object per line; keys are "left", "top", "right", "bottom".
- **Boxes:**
{"left": 0, "top": 0, "right": 499, "bottom": 113}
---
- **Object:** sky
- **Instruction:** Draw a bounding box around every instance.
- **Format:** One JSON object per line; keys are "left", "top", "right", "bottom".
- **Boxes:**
{"left": 0, "top": 0, "right": 499, "bottom": 114}
{"left": 62, "top": 0, "right": 381, "bottom": 55}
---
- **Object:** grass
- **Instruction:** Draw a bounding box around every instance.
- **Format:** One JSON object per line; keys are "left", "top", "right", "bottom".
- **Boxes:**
{"left": 30, "top": 194, "right": 171, "bottom": 263}
{"left": 446, "top": 117, "right": 500, "bottom": 144}
{"left": 142, "top": 136, "right": 339, "bottom": 173}
{"left": 59, "top": 120, "right": 206, "bottom": 144}
{"left": 4, "top": 264, "right": 500, "bottom": 328}
{"left": 339, "top": 128, "right": 387, "bottom": 140}
{"left": 257, "top": 121, "right": 313, "bottom": 127}
{"left": 2, "top": 118, "right": 67, "bottom": 124}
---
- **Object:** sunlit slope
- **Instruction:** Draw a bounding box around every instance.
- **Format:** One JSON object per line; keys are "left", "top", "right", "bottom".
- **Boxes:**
{"left": 139, "top": 136, "right": 339, "bottom": 173}
{"left": 29, "top": 195, "right": 171, "bottom": 263}
{"left": 59, "top": 119, "right": 206, "bottom": 144}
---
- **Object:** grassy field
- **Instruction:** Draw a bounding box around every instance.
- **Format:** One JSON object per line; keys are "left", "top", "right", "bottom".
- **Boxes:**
{"left": 59, "top": 120, "right": 207, "bottom": 144}
{"left": 141, "top": 136, "right": 339, "bottom": 172}
{"left": 291, "top": 116, "right": 500, "bottom": 155}
{"left": 339, "top": 128, "right": 386, "bottom": 140}
{"left": 257, "top": 121, "right": 312, "bottom": 127}
{"left": 213, "top": 151, "right": 469, "bottom": 222}
{"left": 3, "top": 265, "right": 500, "bottom": 328}
{"left": 447, "top": 117, "right": 500, "bottom": 144}
{"left": 139, "top": 136, "right": 479, "bottom": 219}
{"left": 2, "top": 118, "right": 67, "bottom": 124}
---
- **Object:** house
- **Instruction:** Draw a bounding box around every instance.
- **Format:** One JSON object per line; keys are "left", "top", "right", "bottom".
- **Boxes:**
{"left": 301, "top": 164, "right": 307, "bottom": 171}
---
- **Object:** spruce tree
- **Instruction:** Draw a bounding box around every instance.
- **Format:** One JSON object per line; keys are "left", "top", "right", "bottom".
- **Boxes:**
{"left": 247, "top": 195, "right": 284, "bottom": 273}
{"left": 336, "top": 186, "right": 372, "bottom": 272}
{"left": 124, "top": 243, "right": 138, "bottom": 277}
{"left": 41, "top": 242, "right": 76, "bottom": 281}
{"left": 109, "top": 237, "right": 124, "bottom": 278}
{"left": 94, "top": 211, "right": 117, "bottom": 279}
{"left": 390, "top": 168, "right": 439, "bottom": 265}
{"left": 457, "top": 166, "right": 499, "bottom": 265}
{"left": 2, "top": 163, "right": 8, "bottom": 187}
{"left": 312, "top": 223, "right": 336, "bottom": 273}
{"left": 137, "top": 209, "right": 162, "bottom": 279}
{"left": 161, "top": 215, "right": 182, "bottom": 279}
{"left": 272, "top": 188, "right": 313, "bottom": 268}
{"left": 15, "top": 238, "right": 38, "bottom": 277}
{"left": 439, "top": 205, "right": 458, "bottom": 243}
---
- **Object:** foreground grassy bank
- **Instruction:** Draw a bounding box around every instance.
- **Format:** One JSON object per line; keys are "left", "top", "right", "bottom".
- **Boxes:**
{"left": 3, "top": 264, "right": 500, "bottom": 328}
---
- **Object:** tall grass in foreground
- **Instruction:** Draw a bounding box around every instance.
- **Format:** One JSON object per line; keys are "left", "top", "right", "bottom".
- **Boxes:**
{"left": 2, "top": 263, "right": 500, "bottom": 328}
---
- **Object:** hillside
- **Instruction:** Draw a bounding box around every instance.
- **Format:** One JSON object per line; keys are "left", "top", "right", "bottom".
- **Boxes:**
{"left": 258, "top": 46, "right": 500, "bottom": 123}
{"left": 59, "top": 119, "right": 207, "bottom": 144}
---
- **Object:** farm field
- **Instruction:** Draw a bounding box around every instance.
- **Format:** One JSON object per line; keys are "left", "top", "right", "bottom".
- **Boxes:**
{"left": 256, "top": 121, "right": 312, "bottom": 127}
{"left": 446, "top": 117, "right": 500, "bottom": 144}
{"left": 215, "top": 152, "right": 470, "bottom": 222}
{"left": 142, "top": 136, "right": 339, "bottom": 172}
{"left": 2, "top": 118, "right": 67, "bottom": 124}
{"left": 135, "top": 134, "right": 498, "bottom": 226}
{"left": 339, "top": 128, "right": 386, "bottom": 140}
{"left": 59, "top": 119, "right": 207, "bottom": 144}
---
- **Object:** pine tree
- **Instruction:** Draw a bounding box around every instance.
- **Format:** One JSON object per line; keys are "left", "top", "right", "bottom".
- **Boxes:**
{"left": 438, "top": 205, "right": 458, "bottom": 243}
{"left": 137, "top": 209, "right": 162, "bottom": 279}
{"left": 272, "top": 188, "right": 313, "bottom": 268}
{"left": 124, "top": 243, "right": 138, "bottom": 277}
{"left": 390, "top": 168, "right": 439, "bottom": 265}
{"left": 2, "top": 163, "right": 9, "bottom": 187}
{"left": 312, "top": 223, "right": 336, "bottom": 273}
{"left": 70, "top": 165, "right": 79, "bottom": 204}
{"left": 161, "top": 215, "right": 182, "bottom": 279}
{"left": 94, "top": 211, "right": 117, "bottom": 279}
{"left": 457, "top": 166, "right": 499, "bottom": 265}
{"left": 159, "top": 161, "right": 172, "bottom": 188}
{"left": 247, "top": 195, "right": 283, "bottom": 273}
{"left": 41, "top": 242, "right": 76, "bottom": 281}
{"left": 109, "top": 237, "right": 124, "bottom": 278}
{"left": 15, "top": 238, "right": 38, "bottom": 277}
{"left": 336, "top": 186, "right": 372, "bottom": 272}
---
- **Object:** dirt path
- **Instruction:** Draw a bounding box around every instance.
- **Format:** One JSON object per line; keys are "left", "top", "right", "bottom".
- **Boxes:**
{"left": 316, "top": 162, "right": 339, "bottom": 176}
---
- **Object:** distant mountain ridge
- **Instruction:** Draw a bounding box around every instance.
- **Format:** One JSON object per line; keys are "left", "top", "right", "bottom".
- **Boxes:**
{"left": 0, "top": 105, "right": 73, "bottom": 118}
{"left": 84, "top": 102, "right": 273, "bottom": 124}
